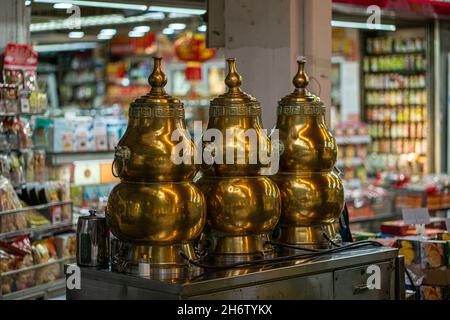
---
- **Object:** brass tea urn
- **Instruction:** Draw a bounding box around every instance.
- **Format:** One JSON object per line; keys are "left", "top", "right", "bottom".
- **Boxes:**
{"left": 106, "top": 57, "right": 206, "bottom": 278}
{"left": 273, "top": 57, "right": 344, "bottom": 248}
{"left": 196, "top": 58, "right": 281, "bottom": 263}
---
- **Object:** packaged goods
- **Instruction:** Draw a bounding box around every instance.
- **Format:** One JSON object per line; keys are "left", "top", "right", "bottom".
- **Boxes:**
{"left": 3, "top": 44, "right": 38, "bottom": 91}
{"left": 398, "top": 237, "right": 421, "bottom": 267}
{"left": 0, "top": 176, "right": 26, "bottom": 233}
{"left": 93, "top": 119, "right": 108, "bottom": 151}
{"left": 420, "top": 240, "right": 447, "bottom": 270}
{"left": 420, "top": 285, "right": 448, "bottom": 300}
{"left": 52, "top": 117, "right": 73, "bottom": 152}
{"left": 54, "top": 232, "right": 76, "bottom": 258}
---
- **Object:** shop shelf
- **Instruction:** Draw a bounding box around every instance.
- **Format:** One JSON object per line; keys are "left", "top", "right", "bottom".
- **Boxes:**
{"left": 364, "top": 70, "right": 426, "bottom": 75}
{"left": 365, "top": 51, "right": 425, "bottom": 56}
{"left": 46, "top": 150, "right": 114, "bottom": 165}
{"left": 364, "top": 87, "right": 427, "bottom": 91}
{"left": 350, "top": 213, "right": 398, "bottom": 224}
{"left": 0, "top": 278, "right": 68, "bottom": 300}
{"left": 0, "top": 200, "right": 74, "bottom": 240}
{"left": 335, "top": 135, "right": 371, "bottom": 145}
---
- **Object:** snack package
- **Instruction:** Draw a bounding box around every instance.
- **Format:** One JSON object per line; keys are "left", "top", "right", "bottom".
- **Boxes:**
{"left": 420, "top": 285, "right": 448, "bottom": 300}
{"left": 54, "top": 233, "right": 76, "bottom": 258}
{"left": 93, "top": 119, "right": 108, "bottom": 151}
{"left": 397, "top": 237, "right": 421, "bottom": 267}
{"left": 10, "top": 236, "right": 36, "bottom": 291}
{"left": 32, "top": 238, "right": 61, "bottom": 285}
{"left": 3, "top": 44, "right": 38, "bottom": 91}
{"left": 33, "top": 149, "right": 46, "bottom": 182}
{"left": 53, "top": 118, "right": 73, "bottom": 152}
{"left": 420, "top": 240, "right": 447, "bottom": 270}
{"left": 0, "top": 176, "right": 25, "bottom": 233}
{"left": 72, "top": 117, "right": 94, "bottom": 151}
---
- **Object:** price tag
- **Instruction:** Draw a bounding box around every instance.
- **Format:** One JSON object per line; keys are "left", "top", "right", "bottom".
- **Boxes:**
{"left": 402, "top": 208, "right": 430, "bottom": 225}
{"left": 445, "top": 218, "right": 450, "bottom": 232}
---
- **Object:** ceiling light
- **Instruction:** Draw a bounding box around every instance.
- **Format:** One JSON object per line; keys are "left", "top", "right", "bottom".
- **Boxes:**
{"left": 68, "top": 31, "right": 84, "bottom": 38}
{"left": 128, "top": 30, "right": 144, "bottom": 38}
{"left": 148, "top": 5, "right": 206, "bottom": 15}
{"left": 34, "top": 42, "right": 98, "bottom": 53}
{"left": 168, "top": 23, "right": 186, "bottom": 30}
{"left": 143, "top": 12, "right": 165, "bottom": 20}
{"left": 97, "top": 33, "right": 113, "bottom": 40}
{"left": 162, "top": 28, "right": 174, "bottom": 35}
{"left": 53, "top": 3, "right": 73, "bottom": 9}
{"left": 133, "top": 26, "right": 150, "bottom": 33}
{"left": 197, "top": 25, "right": 207, "bottom": 32}
{"left": 331, "top": 20, "right": 396, "bottom": 31}
{"left": 99, "top": 28, "right": 116, "bottom": 36}
{"left": 35, "top": 0, "right": 148, "bottom": 11}
{"left": 31, "top": 14, "right": 155, "bottom": 32}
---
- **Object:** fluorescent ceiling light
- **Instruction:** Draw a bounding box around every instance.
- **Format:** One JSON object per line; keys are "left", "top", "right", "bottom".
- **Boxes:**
{"left": 97, "top": 34, "right": 113, "bottom": 40}
{"left": 68, "top": 31, "right": 84, "bottom": 38}
{"left": 99, "top": 28, "right": 116, "bottom": 36}
{"left": 331, "top": 20, "right": 396, "bottom": 31}
{"left": 148, "top": 5, "right": 206, "bottom": 15}
{"left": 34, "top": 42, "right": 98, "bottom": 53}
{"left": 53, "top": 3, "right": 73, "bottom": 9}
{"left": 143, "top": 12, "right": 165, "bottom": 20}
{"left": 162, "top": 28, "right": 174, "bottom": 35}
{"left": 197, "top": 25, "right": 207, "bottom": 32}
{"left": 133, "top": 26, "right": 150, "bottom": 33}
{"left": 31, "top": 14, "right": 163, "bottom": 32}
{"left": 128, "top": 30, "right": 144, "bottom": 38}
{"left": 168, "top": 23, "right": 186, "bottom": 30}
{"left": 34, "top": 0, "right": 147, "bottom": 11}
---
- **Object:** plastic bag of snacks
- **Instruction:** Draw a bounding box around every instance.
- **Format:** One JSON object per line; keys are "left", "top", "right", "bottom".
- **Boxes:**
{"left": 0, "top": 236, "right": 35, "bottom": 294}
{"left": 32, "top": 238, "right": 61, "bottom": 285}
{"left": 0, "top": 175, "right": 27, "bottom": 233}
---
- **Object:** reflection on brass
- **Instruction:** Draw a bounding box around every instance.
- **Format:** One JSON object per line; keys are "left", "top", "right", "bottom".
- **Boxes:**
{"left": 106, "top": 57, "right": 206, "bottom": 273}
{"left": 274, "top": 58, "right": 344, "bottom": 248}
{"left": 196, "top": 59, "right": 281, "bottom": 262}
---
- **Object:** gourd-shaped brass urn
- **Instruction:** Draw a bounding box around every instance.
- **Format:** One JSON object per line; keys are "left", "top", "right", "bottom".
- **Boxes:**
{"left": 273, "top": 58, "right": 344, "bottom": 248}
{"left": 106, "top": 57, "right": 206, "bottom": 277}
{"left": 196, "top": 58, "right": 281, "bottom": 263}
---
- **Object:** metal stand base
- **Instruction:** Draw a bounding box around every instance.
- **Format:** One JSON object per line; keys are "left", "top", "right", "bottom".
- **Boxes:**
{"left": 67, "top": 247, "right": 405, "bottom": 300}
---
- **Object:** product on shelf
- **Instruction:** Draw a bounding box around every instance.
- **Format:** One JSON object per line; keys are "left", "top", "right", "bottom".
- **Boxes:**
{"left": 420, "top": 285, "right": 448, "bottom": 300}
{"left": 363, "top": 33, "right": 428, "bottom": 176}
{"left": 54, "top": 232, "right": 76, "bottom": 258}
{"left": 0, "top": 176, "right": 26, "bottom": 233}
{"left": 334, "top": 120, "right": 370, "bottom": 182}
{"left": 34, "top": 116, "right": 127, "bottom": 153}
{"left": 420, "top": 240, "right": 446, "bottom": 270}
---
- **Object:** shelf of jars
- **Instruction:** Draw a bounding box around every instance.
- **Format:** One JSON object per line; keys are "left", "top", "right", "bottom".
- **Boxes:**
{"left": 362, "top": 32, "right": 429, "bottom": 176}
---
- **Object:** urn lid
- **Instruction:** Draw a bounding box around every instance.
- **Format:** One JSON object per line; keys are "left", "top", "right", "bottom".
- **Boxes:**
{"left": 210, "top": 58, "right": 259, "bottom": 107}
{"left": 279, "top": 57, "right": 322, "bottom": 106}
{"left": 133, "top": 56, "right": 181, "bottom": 106}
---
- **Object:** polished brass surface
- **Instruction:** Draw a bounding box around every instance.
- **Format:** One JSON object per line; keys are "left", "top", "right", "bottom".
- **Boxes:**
{"left": 274, "top": 58, "right": 344, "bottom": 247}
{"left": 197, "top": 59, "right": 281, "bottom": 261}
{"left": 113, "top": 57, "right": 197, "bottom": 182}
{"left": 106, "top": 57, "right": 206, "bottom": 271}
{"left": 110, "top": 239, "right": 200, "bottom": 282}
{"left": 202, "top": 58, "right": 270, "bottom": 177}
{"left": 107, "top": 181, "right": 205, "bottom": 242}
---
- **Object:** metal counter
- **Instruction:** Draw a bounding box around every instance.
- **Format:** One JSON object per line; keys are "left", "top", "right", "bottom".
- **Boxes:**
{"left": 66, "top": 247, "right": 405, "bottom": 300}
